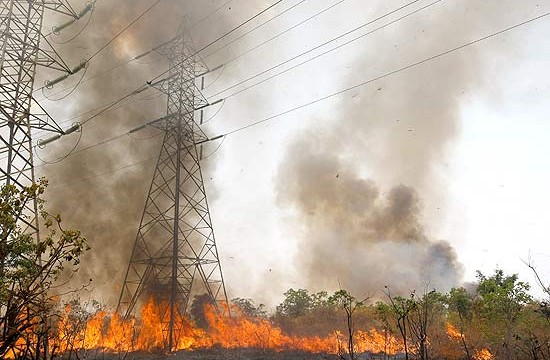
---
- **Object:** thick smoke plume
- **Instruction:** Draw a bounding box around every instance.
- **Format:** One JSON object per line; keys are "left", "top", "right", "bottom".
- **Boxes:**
{"left": 275, "top": 0, "right": 534, "bottom": 295}
{"left": 277, "top": 132, "right": 462, "bottom": 294}
{"left": 34, "top": 0, "right": 542, "bottom": 303}
{"left": 38, "top": 0, "right": 235, "bottom": 303}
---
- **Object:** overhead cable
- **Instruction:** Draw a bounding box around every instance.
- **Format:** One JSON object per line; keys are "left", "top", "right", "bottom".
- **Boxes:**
{"left": 210, "top": 0, "right": 429, "bottom": 98}
{"left": 204, "top": 0, "right": 309, "bottom": 59}
{"left": 147, "top": 0, "right": 285, "bottom": 83}
{"left": 36, "top": 10, "right": 550, "bottom": 181}
{"left": 217, "top": 11, "right": 550, "bottom": 137}
{"left": 37, "top": 0, "right": 237, "bottom": 100}
{"left": 218, "top": 0, "right": 350, "bottom": 66}
{"left": 87, "top": 0, "right": 163, "bottom": 61}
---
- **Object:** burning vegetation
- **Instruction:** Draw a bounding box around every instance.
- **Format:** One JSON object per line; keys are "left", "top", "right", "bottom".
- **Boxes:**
{"left": 1, "top": 182, "right": 550, "bottom": 359}
{"left": 4, "top": 275, "right": 550, "bottom": 359}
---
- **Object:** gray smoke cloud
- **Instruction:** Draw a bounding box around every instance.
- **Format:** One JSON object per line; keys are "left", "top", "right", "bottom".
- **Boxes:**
{"left": 33, "top": 0, "right": 543, "bottom": 304}
{"left": 274, "top": 0, "right": 535, "bottom": 295}
{"left": 37, "top": 0, "right": 236, "bottom": 304}
{"left": 277, "top": 131, "right": 463, "bottom": 294}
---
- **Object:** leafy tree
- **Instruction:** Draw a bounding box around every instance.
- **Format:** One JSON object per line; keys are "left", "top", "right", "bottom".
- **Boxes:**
{"left": 190, "top": 294, "right": 215, "bottom": 329}
{"left": 475, "top": 269, "right": 532, "bottom": 359}
{"left": 384, "top": 287, "right": 416, "bottom": 360}
{"left": 0, "top": 179, "right": 89, "bottom": 359}
{"left": 328, "top": 290, "right": 367, "bottom": 360}
{"left": 407, "top": 289, "right": 446, "bottom": 360}
{"left": 447, "top": 287, "right": 474, "bottom": 359}
{"left": 231, "top": 297, "right": 267, "bottom": 318}
{"left": 476, "top": 270, "right": 532, "bottom": 317}
{"left": 276, "top": 289, "right": 313, "bottom": 317}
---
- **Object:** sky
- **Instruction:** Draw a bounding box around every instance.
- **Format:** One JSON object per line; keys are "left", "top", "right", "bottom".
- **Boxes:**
{"left": 31, "top": 0, "right": 550, "bottom": 307}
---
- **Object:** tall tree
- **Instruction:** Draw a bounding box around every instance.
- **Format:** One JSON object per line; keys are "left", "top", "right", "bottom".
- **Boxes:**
{"left": 0, "top": 179, "right": 89, "bottom": 358}
{"left": 475, "top": 269, "right": 532, "bottom": 359}
{"left": 384, "top": 286, "right": 416, "bottom": 360}
{"left": 447, "top": 287, "right": 474, "bottom": 360}
{"left": 328, "top": 290, "right": 367, "bottom": 360}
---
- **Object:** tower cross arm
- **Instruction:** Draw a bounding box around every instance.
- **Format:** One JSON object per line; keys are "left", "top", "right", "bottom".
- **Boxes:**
{"left": 42, "top": 0, "right": 79, "bottom": 18}
{"left": 29, "top": 97, "right": 65, "bottom": 134}
{"left": 128, "top": 99, "right": 223, "bottom": 136}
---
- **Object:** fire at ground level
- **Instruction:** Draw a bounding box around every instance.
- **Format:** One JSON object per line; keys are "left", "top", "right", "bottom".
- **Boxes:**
{"left": 6, "top": 296, "right": 499, "bottom": 360}
{"left": 55, "top": 348, "right": 391, "bottom": 360}
{"left": 52, "top": 348, "right": 413, "bottom": 360}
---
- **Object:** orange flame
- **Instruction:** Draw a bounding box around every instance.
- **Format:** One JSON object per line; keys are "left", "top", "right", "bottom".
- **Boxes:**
{"left": 473, "top": 348, "right": 495, "bottom": 360}
{"left": 446, "top": 323, "right": 463, "bottom": 341}
{"left": 47, "top": 297, "right": 404, "bottom": 356}
{"left": 445, "top": 323, "right": 494, "bottom": 360}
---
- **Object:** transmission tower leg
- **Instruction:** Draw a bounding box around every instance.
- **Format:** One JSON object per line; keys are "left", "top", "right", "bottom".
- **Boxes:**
{"left": 118, "top": 33, "right": 229, "bottom": 347}
{"left": 0, "top": 1, "right": 45, "bottom": 236}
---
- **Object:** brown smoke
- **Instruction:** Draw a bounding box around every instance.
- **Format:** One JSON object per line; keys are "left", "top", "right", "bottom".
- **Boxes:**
{"left": 275, "top": 0, "right": 536, "bottom": 295}
{"left": 34, "top": 0, "right": 542, "bottom": 303}
{"left": 277, "top": 131, "right": 462, "bottom": 294}
{"left": 36, "top": 0, "right": 234, "bottom": 303}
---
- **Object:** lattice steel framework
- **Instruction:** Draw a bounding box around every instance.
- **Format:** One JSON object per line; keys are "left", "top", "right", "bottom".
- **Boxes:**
{"left": 117, "top": 33, "right": 228, "bottom": 350}
{"left": 0, "top": 0, "right": 76, "bottom": 234}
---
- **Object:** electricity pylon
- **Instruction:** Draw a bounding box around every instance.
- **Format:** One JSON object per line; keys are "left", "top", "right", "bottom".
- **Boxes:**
{"left": 0, "top": 1, "right": 83, "bottom": 237}
{"left": 117, "top": 31, "right": 229, "bottom": 350}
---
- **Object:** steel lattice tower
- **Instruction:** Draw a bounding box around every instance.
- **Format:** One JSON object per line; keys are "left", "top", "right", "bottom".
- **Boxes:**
{"left": 0, "top": 1, "right": 78, "bottom": 236}
{"left": 117, "top": 32, "right": 228, "bottom": 350}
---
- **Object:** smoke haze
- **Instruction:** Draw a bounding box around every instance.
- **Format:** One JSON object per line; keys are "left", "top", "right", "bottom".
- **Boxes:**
{"left": 275, "top": 0, "right": 541, "bottom": 295}
{"left": 37, "top": 0, "right": 240, "bottom": 303}
{"left": 32, "top": 0, "right": 547, "bottom": 304}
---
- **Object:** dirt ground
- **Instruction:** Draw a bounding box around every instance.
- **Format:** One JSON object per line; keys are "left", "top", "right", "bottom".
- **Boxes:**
{"left": 76, "top": 348, "right": 402, "bottom": 360}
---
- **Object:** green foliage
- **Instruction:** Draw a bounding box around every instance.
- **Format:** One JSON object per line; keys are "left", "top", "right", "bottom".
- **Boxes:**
{"left": 275, "top": 288, "right": 329, "bottom": 317}
{"left": 328, "top": 290, "right": 366, "bottom": 360}
{"left": 190, "top": 294, "right": 215, "bottom": 329}
{"left": 232, "top": 297, "right": 267, "bottom": 318}
{"left": 0, "top": 179, "right": 89, "bottom": 358}
{"left": 447, "top": 287, "right": 473, "bottom": 320}
{"left": 473, "top": 270, "right": 537, "bottom": 359}
{"left": 476, "top": 269, "right": 532, "bottom": 321}
{"left": 328, "top": 289, "right": 364, "bottom": 309}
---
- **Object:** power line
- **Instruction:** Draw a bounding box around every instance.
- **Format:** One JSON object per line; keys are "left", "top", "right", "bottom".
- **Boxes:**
{"left": 218, "top": 0, "right": 350, "bottom": 66}
{"left": 88, "top": 0, "right": 163, "bottom": 61}
{"left": 36, "top": 0, "right": 328, "bottom": 134}
{"left": 209, "top": 0, "right": 429, "bottom": 98}
{"left": 187, "top": 0, "right": 237, "bottom": 33}
{"left": 148, "top": 0, "right": 285, "bottom": 83}
{"left": 35, "top": 0, "right": 353, "bottom": 143}
{"left": 38, "top": 0, "right": 345, "bottom": 134}
{"left": 36, "top": 0, "right": 236, "bottom": 102}
{"left": 37, "top": 0, "right": 286, "bottom": 137}
{"left": 43, "top": 155, "right": 158, "bottom": 193}
{"left": 203, "top": 0, "right": 309, "bottom": 60}
{"left": 218, "top": 11, "right": 550, "bottom": 138}
{"left": 35, "top": 0, "right": 240, "bottom": 133}
{"left": 53, "top": 0, "right": 413, "bottom": 134}
{"left": 32, "top": 0, "right": 448, "bottom": 162}
{"left": 37, "top": 10, "right": 550, "bottom": 192}
{"left": 34, "top": 0, "right": 163, "bottom": 96}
